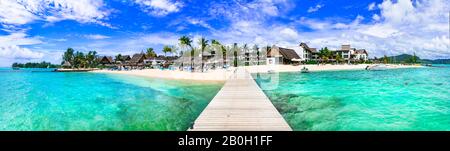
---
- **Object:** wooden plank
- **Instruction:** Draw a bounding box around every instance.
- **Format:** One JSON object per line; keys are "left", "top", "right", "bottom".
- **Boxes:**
{"left": 189, "top": 68, "right": 292, "bottom": 131}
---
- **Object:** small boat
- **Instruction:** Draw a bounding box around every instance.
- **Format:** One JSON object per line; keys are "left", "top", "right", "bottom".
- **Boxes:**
{"left": 366, "top": 65, "right": 387, "bottom": 71}
{"left": 301, "top": 67, "right": 309, "bottom": 73}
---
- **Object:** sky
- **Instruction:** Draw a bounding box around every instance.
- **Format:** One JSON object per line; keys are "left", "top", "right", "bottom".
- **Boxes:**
{"left": 0, "top": 0, "right": 449, "bottom": 66}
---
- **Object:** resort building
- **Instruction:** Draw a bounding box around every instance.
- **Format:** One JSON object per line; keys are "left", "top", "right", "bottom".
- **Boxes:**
{"left": 354, "top": 49, "right": 369, "bottom": 61}
{"left": 298, "top": 43, "right": 369, "bottom": 63}
{"left": 244, "top": 46, "right": 259, "bottom": 66}
{"left": 98, "top": 56, "right": 114, "bottom": 66}
{"left": 334, "top": 44, "right": 356, "bottom": 63}
{"left": 129, "top": 53, "right": 147, "bottom": 67}
{"left": 115, "top": 55, "right": 131, "bottom": 64}
{"left": 268, "top": 45, "right": 301, "bottom": 64}
{"left": 62, "top": 61, "right": 72, "bottom": 68}
{"left": 299, "top": 43, "right": 318, "bottom": 62}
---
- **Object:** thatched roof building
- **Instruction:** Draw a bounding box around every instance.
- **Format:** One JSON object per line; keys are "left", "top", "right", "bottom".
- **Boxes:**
{"left": 98, "top": 56, "right": 114, "bottom": 65}
{"left": 268, "top": 45, "right": 301, "bottom": 64}
{"left": 62, "top": 61, "right": 71, "bottom": 68}
{"left": 129, "top": 53, "right": 147, "bottom": 65}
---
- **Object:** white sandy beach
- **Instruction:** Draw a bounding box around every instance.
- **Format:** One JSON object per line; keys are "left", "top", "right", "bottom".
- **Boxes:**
{"left": 91, "top": 64, "right": 422, "bottom": 81}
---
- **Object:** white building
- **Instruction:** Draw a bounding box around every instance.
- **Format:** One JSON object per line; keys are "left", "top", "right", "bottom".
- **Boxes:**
{"left": 354, "top": 49, "right": 369, "bottom": 61}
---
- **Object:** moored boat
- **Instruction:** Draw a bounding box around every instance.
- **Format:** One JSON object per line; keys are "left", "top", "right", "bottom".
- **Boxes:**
{"left": 366, "top": 64, "right": 387, "bottom": 71}
{"left": 301, "top": 67, "right": 309, "bottom": 73}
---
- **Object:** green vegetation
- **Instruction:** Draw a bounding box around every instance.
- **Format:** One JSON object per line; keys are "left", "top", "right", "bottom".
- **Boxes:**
{"left": 62, "top": 48, "right": 98, "bottom": 68}
{"left": 318, "top": 47, "right": 332, "bottom": 63}
{"left": 305, "top": 60, "right": 318, "bottom": 64}
{"left": 377, "top": 54, "right": 421, "bottom": 64}
{"left": 254, "top": 44, "right": 260, "bottom": 65}
{"left": 162, "top": 45, "right": 173, "bottom": 57}
{"left": 421, "top": 59, "right": 450, "bottom": 64}
{"left": 12, "top": 61, "right": 60, "bottom": 68}
{"left": 199, "top": 37, "right": 209, "bottom": 72}
{"left": 115, "top": 54, "right": 124, "bottom": 62}
{"left": 146, "top": 48, "right": 157, "bottom": 58}
{"left": 179, "top": 36, "right": 194, "bottom": 71}
{"left": 233, "top": 43, "right": 238, "bottom": 67}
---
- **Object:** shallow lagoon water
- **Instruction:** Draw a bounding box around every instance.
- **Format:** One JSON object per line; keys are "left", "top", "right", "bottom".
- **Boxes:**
{"left": 0, "top": 68, "right": 223, "bottom": 131}
{"left": 253, "top": 65, "right": 450, "bottom": 130}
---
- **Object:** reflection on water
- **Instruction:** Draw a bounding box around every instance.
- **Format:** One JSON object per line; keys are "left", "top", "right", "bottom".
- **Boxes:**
{"left": 254, "top": 67, "right": 450, "bottom": 130}
{"left": 0, "top": 69, "right": 223, "bottom": 131}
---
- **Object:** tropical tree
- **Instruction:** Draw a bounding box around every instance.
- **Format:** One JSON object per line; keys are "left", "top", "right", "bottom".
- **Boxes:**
{"left": 170, "top": 45, "right": 178, "bottom": 57}
{"left": 162, "top": 45, "right": 172, "bottom": 57}
{"left": 319, "top": 47, "right": 332, "bottom": 63}
{"left": 146, "top": 48, "right": 157, "bottom": 58}
{"left": 383, "top": 55, "right": 389, "bottom": 64}
{"left": 62, "top": 48, "right": 75, "bottom": 67}
{"left": 115, "top": 54, "right": 123, "bottom": 63}
{"left": 253, "top": 44, "right": 260, "bottom": 65}
{"left": 86, "top": 51, "right": 97, "bottom": 68}
{"left": 335, "top": 54, "right": 343, "bottom": 64}
{"left": 179, "top": 36, "right": 194, "bottom": 71}
{"left": 211, "top": 39, "right": 222, "bottom": 68}
{"left": 233, "top": 43, "right": 238, "bottom": 67}
{"left": 412, "top": 52, "right": 418, "bottom": 64}
{"left": 73, "top": 51, "right": 85, "bottom": 68}
{"left": 242, "top": 44, "right": 249, "bottom": 66}
{"left": 198, "top": 37, "right": 209, "bottom": 72}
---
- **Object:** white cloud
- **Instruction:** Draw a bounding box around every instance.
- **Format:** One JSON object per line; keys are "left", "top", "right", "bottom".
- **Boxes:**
{"left": 307, "top": 4, "right": 323, "bottom": 13}
{"left": 0, "top": 0, "right": 38, "bottom": 25}
{"left": 0, "top": 0, "right": 111, "bottom": 27}
{"left": 186, "top": 18, "right": 213, "bottom": 30}
{"left": 0, "top": 45, "right": 44, "bottom": 59}
{"left": 372, "top": 14, "right": 381, "bottom": 21}
{"left": 357, "top": 24, "right": 400, "bottom": 38}
{"left": 368, "top": 2, "right": 376, "bottom": 11}
{"left": 203, "top": 0, "right": 298, "bottom": 47}
{"left": 84, "top": 34, "right": 110, "bottom": 40}
{"left": 133, "top": 0, "right": 183, "bottom": 16}
{"left": 206, "top": 0, "right": 449, "bottom": 59}
{"left": 0, "top": 32, "right": 43, "bottom": 46}
{"left": 0, "top": 31, "right": 46, "bottom": 66}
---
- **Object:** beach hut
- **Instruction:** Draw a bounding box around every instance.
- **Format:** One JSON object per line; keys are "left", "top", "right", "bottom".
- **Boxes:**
{"left": 122, "top": 55, "right": 131, "bottom": 60}
{"left": 268, "top": 45, "right": 301, "bottom": 65}
{"left": 98, "top": 56, "right": 114, "bottom": 66}
{"left": 62, "top": 61, "right": 72, "bottom": 68}
{"left": 129, "top": 53, "right": 147, "bottom": 68}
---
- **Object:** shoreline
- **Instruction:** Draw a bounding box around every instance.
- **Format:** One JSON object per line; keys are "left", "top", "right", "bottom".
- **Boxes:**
{"left": 91, "top": 64, "right": 423, "bottom": 81}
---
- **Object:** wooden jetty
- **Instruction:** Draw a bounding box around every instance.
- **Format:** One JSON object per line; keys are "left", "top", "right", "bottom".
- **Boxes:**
{"left": 189, "top": 68, "right": 292, "bottom": 131}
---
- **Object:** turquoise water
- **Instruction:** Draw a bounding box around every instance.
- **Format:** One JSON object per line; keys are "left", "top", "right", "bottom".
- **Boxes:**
{"left": 253, "top": 65, "right": 450, "bottom": 131}
{"left": 0, "top": 68, "right": 223, "bottom": 131}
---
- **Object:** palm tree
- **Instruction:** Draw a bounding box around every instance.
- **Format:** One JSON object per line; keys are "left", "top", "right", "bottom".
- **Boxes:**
{"left": 162, "top": 45, "right": 172, "bottom": 57}
{"left": 63, "top": 48, "right": 75, "bottom": 68}
{"left": 179, "top": 36, "right": 193, "bottom": 71}
{"left": 383, "top": 55, "right": 389, "bottom": 64}
{"left": 86, "top": 51, "right": 97, "bottom": 68}
{"left": 199, "top": 37, "right": 209, "bottom": 72}
{"left": 253, "top": 44, "right": 259, "bottom": 65}
{"left": 242, "top": 44, "right": 249, "bottom": 66}
{"left": 211, "top": 39, "right": 222, "bottom": 68}
{"left": 170, "top": 45, "right": 178, "bottom": 57}
{"left": 115, "top": 54, "right": 123, "bottom": 63}
{"left": 319, "top": 47, "right": 332, "bottom": 64}
{"left": 233, "top": 43, "right": 238, "bottom": 67}
{"left": 146, "top": 48, "right": 157, "bottom": 58}
{"left": 73, "top": 51, "right": 85, "bottom": 68}
{"left": 335, "top": 54, "right": 342, "bottom": 64}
